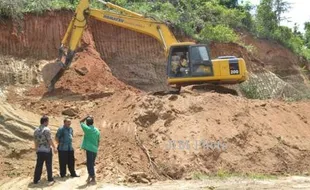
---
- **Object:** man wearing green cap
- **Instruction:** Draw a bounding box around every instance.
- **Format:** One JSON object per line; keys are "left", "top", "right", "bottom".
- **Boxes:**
{"left": 80, "top": 115, "right": 100, "bottom": 183}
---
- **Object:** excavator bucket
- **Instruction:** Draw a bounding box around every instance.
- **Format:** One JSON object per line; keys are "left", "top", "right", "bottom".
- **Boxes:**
{"left": 42, "top": 60, "right": 64, "bottom": 92}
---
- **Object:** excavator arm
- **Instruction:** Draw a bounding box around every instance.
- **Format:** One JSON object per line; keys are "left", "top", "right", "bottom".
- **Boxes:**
{"left": 47, "top": 0, "right": 181, "bottom": 91}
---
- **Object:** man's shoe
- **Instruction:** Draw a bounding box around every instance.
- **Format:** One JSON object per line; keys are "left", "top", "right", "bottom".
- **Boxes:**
{"left": 90, "top": 177, "right": 96, "bottom": 183}
{"left": 71, "top": 174, "right": 80, "bottom": 177}
{"left": 86, "top": 176, "right": 91, "bottom": 183}
{"left": 33, "top": 180, "right": 40, "bottom": 184}
{"left": 47, "top": 180, "right": 55, "bottom": 186}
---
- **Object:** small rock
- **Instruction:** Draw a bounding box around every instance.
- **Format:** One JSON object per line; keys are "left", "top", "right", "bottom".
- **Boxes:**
{"left": 64, "top": 105, "right": 71, "bottom": 109}
{"left": 140, "top": 177, "right": 150, "bottom": 184}
{"left": 129, "top": 172, "right": 150, "bottom": 184}
{"left": 130, "top": 172, "right": 148, "bottom": 178}
{"left": 260, "top": 103, "right": 267, "bottom": 107}
{"left": 87, "top": 91, "right": 114, "bottom": 99}
{"left": 168, "top": 95, "right": 178, "bottom": 101}
{"left": 75, "top": 67, "right": 89, "bottom": 76}
{"left": 117, "top": 177, "right": 126, "bottom": 183}
{"left": 62, "top": 107, "right": 78, "bottom": 116}
{"left": 4, "top": 161, "right": 12, "bottom": 165}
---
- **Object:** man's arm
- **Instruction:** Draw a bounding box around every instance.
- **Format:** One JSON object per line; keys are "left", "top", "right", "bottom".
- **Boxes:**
{"left": 45, "top": 129, "right": 57, "bottom": 154}
{"left": 97, "top": 131, "right": 100, "bottom": 145}
{"left": 55, "top": 128, "right": 60, "bottom": 144}
{"left": 49, "top": 139, "right": 57, "bottom": 152}
{"left": 80, "top": 115, "right": 92, "bottom": 132}
{"left": 34, "top": 140, "right": 38, "bottom": 150}
{"left": 80, "top": 115, "right": 90, "bottom": 123}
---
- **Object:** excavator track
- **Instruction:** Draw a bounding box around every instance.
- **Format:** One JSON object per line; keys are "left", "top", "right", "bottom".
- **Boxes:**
{"left": 150, "top": 84, "right": 239, "bottom": 96}
{"left": 150, "top": 86, "right": 181, "bottom": 96}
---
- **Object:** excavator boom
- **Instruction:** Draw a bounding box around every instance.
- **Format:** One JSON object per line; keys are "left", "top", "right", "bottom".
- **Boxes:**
{"left": 47, "top": 0, "right": 181, "bottom": 91}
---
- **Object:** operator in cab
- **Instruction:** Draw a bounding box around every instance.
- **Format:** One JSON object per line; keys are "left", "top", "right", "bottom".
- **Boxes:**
{"left": 179, "top": 54, "right": 189, "bottom": 75}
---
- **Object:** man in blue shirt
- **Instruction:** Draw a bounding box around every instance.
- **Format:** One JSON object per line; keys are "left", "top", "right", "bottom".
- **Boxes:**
{"left": 55, "top": 117, "right": 79, "bottom": 178}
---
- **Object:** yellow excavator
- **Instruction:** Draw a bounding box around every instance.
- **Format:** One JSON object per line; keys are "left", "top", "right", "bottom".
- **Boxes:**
{"left": 47, "top": 0, "right": 248, "bottom": 93}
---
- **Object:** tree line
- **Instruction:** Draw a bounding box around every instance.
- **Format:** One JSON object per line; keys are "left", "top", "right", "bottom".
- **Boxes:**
{"left": 1, "top": 0, "right": 310, "bottom": 60}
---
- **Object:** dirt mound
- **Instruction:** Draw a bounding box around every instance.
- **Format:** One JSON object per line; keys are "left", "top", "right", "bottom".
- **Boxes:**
{"left": 36, "top": 90, "right": 308, "bottom": 181}
{"left": 3, "top": 89, "right": 310, "bottom": 182}
{"left": 128, "top": 92, "right": 310, "bottom": 177}
{"left": 25, "top": 29, "right": 140, "bottom": 97}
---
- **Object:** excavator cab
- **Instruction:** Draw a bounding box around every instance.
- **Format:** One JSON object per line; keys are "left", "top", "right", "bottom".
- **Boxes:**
{"left": 167, "top": 43, "right": 247, "bottom": 87}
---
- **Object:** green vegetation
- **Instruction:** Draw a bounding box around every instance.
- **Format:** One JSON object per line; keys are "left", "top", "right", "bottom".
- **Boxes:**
{"left": 1, "top": 0, "right": 310, "bottom": 60}
{"left": 192, "top": 170, "right": 278, "bottom": 180}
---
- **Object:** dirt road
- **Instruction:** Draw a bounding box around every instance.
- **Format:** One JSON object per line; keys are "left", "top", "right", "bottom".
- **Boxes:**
{"left": 1, "top": 168, "right": 310, "bottom": 190}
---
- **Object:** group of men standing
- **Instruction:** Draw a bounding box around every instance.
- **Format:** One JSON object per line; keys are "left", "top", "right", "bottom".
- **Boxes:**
{"left": 33, "top": 115, "right": 100, "bottom": 185}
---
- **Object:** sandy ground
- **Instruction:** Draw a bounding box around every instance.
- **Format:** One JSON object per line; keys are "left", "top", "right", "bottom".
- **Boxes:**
{"left": 2, "top": 167, "right": 310, "bottom": 190}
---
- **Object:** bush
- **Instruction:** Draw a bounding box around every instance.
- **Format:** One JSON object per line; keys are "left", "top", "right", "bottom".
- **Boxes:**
{"left": 199, "top": 24, "right": 239, "bottom": 43}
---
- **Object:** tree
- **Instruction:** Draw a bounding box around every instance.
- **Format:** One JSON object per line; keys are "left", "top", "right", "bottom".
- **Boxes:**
{"left": 255, "top": 0, "right": 277, "bottom": 38}
{"left": 219, "top": 0, "right": 238, "bottom": 8}
{"left": 293, "top": 23, "right": 302, "bottom": 38}
{"left": 273, "top": 0, "right": 291, "bottom": 24}
{"left": 304, "top": 22, "right": 310, "bottom": 49}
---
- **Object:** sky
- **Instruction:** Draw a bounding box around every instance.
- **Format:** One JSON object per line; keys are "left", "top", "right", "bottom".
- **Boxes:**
{"left": 241, "top": 0, "right": 310, "bottom": 33}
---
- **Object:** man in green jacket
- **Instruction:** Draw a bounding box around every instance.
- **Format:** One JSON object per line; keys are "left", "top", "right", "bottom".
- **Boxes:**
{"left": 80, "top": 115, "right": 100, "bottom": 183}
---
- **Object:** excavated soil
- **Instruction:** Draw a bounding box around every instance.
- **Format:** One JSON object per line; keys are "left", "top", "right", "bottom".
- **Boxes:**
{"left": 3, "top": 88, "right": 310, "bottom": 182}
{"left": 0, "top": 11, "right": 310, "bottom": 185}
{"left": 25, "top": 29, "right": 140, "bottom": 98}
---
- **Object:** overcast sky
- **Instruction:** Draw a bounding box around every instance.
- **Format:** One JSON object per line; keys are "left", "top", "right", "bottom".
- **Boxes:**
{"left": 241, "top": 0, "right": 310, "bottom": 33}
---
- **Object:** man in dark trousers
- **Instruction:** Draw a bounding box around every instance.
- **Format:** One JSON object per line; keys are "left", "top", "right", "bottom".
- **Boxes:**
{"left": 33, "top": 115, "right": 57, "bottom": 185}
{"left": 55, "top": 117, "right": 79, "bottom": 178}
{"left": 80, "top": 115, "right": 100, "bottom": 183}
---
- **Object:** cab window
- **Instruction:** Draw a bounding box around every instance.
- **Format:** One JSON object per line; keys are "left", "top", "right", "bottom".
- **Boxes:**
{"left": 190, "top": 46, "right": 210, "bottom": 62}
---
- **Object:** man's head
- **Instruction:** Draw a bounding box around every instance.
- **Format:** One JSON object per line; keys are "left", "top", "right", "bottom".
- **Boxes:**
{"left": 40, "top": 115, "right": 49, "bottom": 126}
{"left": 86, "top": 116, "right": 94, "bottom": 126}
{"left": 64, "top": 117, "right": 71, "bottom": 127}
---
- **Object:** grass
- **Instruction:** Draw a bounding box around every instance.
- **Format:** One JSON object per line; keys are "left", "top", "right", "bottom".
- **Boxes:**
{"left": 192, "top": 170, "right": 278, "bottom": 180}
